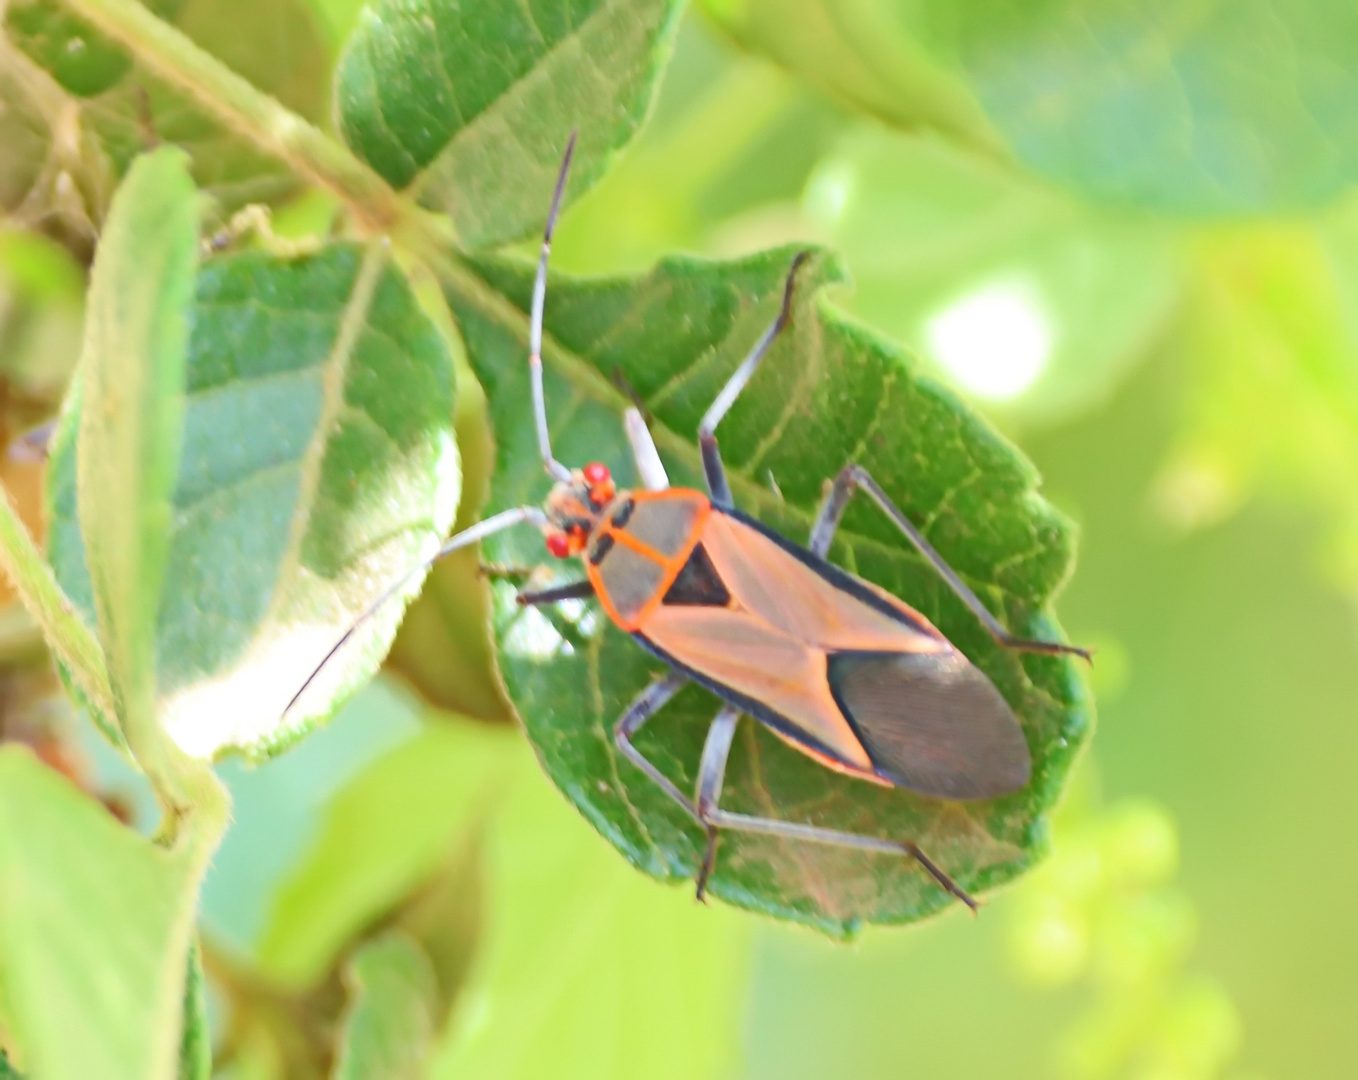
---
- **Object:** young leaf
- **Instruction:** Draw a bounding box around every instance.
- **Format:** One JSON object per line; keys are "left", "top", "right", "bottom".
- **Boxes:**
{"left": 5, "top": 0, "right": 185, "bottom": 97}
{"left": 707, "top": 0, "right": 1358, "bottom": 217}
{"left": 47, "top": 242, "right": 459, "bottom": 760}
{"left": 442, "top": 245, "right": 1091, "bottom": 934}
{"left": 75, "top": 145, "right": 198, "bottom": 789}
{"left": 331, "top": 933, "right": 439, "bottom": 1080}
{"left": 258, "top": 724, "right": 512, "bottom": 989}
{"left": 430, "top": 741, "right": 749, "bottom": 1080}
{"left": 334, "top": 0, "right": 684, "bottom": 248}
{"left": 0, "top": 747, "right": 213, "bottom": 1080}
{"left": 700, "top": 0, "right": 998, "bottom": 153}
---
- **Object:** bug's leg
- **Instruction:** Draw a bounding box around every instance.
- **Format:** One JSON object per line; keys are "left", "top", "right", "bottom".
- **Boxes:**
{"left": 692, "top": 705, "right": 741, "bottom": 901}
{"left": 697, "top": 252, "right": 811, "bottom": 508}
{"left": 703, "top": 808, "right": 979, "bottom": 913}
{"left": 623, "top": 408, "right": 669, "bottom": 491}
{"left": 515, "top": 579, "right": 596, "bottom": 606}
{"left": 809, "top": 464, "right": 1091, "bottom": 662}
{"left": 613, "top": 672, "right": 699, "bottom": 822}
{"left": 284, "top": 505, "right": 549, "bottom": 716}
{"left": 530, "top": 132, "right": 578, "bottom": 485}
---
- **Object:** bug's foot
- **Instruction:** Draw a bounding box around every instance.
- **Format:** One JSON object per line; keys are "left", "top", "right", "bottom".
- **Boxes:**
{"left": 1001, "top": 636, "right": 1096, "bottom": 666}
{"left": 694, "top": 827, "right": 720, "bottom": 903}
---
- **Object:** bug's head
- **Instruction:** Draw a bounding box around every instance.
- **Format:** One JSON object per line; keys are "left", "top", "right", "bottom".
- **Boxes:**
{"left": 541, "top": 461, "right": 617, "bottom": 558}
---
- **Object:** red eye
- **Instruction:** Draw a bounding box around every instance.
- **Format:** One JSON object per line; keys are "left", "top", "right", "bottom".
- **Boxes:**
{"left": 545, "top": 532, "right": 572, "bottom": 558}
{"left": 583, "top": 462, "right": 611, "bottom": 485}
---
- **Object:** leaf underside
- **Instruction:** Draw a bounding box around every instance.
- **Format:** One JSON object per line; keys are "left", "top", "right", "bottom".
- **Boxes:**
{"left": 443, "top": 245, "right": 1092, "bottom": 935}
{"left": 47, "top": 242, "right": 459, "bottom": 761}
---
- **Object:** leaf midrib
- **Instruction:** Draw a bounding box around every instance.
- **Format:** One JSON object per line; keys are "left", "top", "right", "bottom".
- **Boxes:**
{"left": 407, "top": 0, "right": 621, "bottom": 197}
{"left": 261, "top": 242, "right": 388, "bottom": 626}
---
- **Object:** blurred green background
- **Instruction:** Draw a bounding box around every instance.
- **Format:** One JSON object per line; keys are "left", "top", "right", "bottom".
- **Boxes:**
{"left": 5, "top": 1, "right": 1358, "bottom": 1077}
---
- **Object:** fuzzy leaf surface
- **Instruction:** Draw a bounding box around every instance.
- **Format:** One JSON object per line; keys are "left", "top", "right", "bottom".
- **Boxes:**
{"left": 75, "top": 147, "right": 197, "bottom": 763}
{"left": 443, "top": 245, "right": 1091, "bottom": 934}
{"left": 48, "top": 242, "right": 459, "bottom": 760}
{"left": 334, "top": 0, "right": 683, "bottom": 248}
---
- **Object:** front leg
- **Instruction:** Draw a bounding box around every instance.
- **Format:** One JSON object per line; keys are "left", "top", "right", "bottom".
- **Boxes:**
{"left": 809, "top": 464, "right": 1090, "bottom": 661}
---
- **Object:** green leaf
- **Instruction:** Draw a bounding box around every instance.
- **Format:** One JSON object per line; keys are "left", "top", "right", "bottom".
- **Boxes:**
{"left": 5, "top": 0, "right": 185, "bottom": 97}
{"left": 84, "top": 0, "right": 332, "bottom": 214}
{"left": 443, "top": 245, "right": 1091, "bottom": 934}
{"left": 302, "top": 0, "right": 368, "bottom": 49}
{"left": 0, "top": 1049, "right": 21, "bottom": 1079}
{"left": 707, "top": 0, "right": 1358, "bottom": 217}
{"left": 177, "top": 941, "right": 210, "bottom": 1080}
{"left": 47, "top": 241, "right": 460, "bottom": 760}
{"left": 0, "top": 47, "right": 56, "bottom": 215}
{"left": 331, "top": 933, "right": 439, "bottom": 1080}
{"left": 430, "top": 741, "right": 749, "bottom": 1080}
{"left": 0, "top": 228, "right": 85, "bottom": 305}
{"left": 334, "top": 0, "right": 684, "bottom": 248}
{"left": 258, "top": 723, "right": 512, "bottom": 989}
{"left": 804, "top": 130, "right": 1184, "bottom": 423}
{"left": 75, "top": 146, "right": 198, "bottom": 786}
{"left": 5, "top": 0, "right": 332, "bottom": 216}
{"left": 700, "top": 0, "right": 997, "bottom": 152}
{"left": 0, "top": 747, "right": 209, "bottom": 1080}
{"left": 0, "top": 456, "right": 117, "bottom": 740}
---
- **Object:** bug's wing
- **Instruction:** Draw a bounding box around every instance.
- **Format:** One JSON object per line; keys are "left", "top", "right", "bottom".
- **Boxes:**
{"left": 638, "top": 603, "right": 881, "bottom": 776}
{"left": 636, "top": 510, "right": 1032, "bottom": 800}
{"left": 827, "top": 650, "right": 1030, "bottom": 799}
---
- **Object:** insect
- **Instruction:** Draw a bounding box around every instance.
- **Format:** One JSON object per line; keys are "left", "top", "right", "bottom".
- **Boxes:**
{"left": 290, "top": 133, "right": 1089, "bottom": 912}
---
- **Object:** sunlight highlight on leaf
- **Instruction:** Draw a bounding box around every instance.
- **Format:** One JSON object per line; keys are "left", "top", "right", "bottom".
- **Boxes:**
{"left": 500, "top": 606, "right": 571, "bottom": 663}
{"left": 924, "top": 278, "right": 1054, "bottom": 402}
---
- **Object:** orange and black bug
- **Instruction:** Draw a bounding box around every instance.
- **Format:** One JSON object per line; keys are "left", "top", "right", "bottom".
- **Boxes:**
{"left": 289, "top": 133, "right": 1089, "bottom": 911}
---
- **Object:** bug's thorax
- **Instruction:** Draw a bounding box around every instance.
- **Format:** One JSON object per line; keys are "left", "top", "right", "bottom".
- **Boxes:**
{"left": 573, "top": 486, "right": 715, "bottom": 631}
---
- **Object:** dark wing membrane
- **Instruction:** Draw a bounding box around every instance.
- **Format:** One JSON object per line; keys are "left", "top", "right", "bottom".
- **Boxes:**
{"left": 828, "top": 651, "right": 1031, "bottom": 799}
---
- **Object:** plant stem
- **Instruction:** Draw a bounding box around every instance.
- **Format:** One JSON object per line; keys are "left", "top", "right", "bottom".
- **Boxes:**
{"left": 55, "top": 0, "right": 410, "bottom": 232}
{"left": 0, "top": 479, "right": 118, "bottom": 732}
